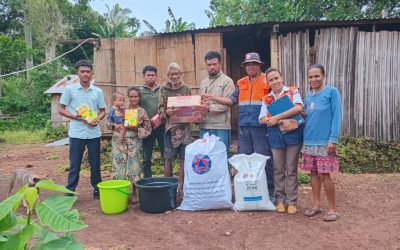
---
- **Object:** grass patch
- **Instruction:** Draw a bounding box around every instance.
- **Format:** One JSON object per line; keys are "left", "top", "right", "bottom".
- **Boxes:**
{"left": 46, "top": 154, "right": 60, "bottom": 160}
{"left": 0, "top": 130, "right": 47, "bottom": 144}
{"left": 57, "top": 162, "right": 69, "bottom": 173}
{"left": 298, "top": 172, "right": 311, "bottom": 184}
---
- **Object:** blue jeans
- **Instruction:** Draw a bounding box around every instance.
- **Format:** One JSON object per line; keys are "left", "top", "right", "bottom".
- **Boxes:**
{"left": 238, "top": 126, "right": 275, "bottom": 197}
{"left": 199, "top": 129, "right": 231, "bottom": 152}
{"left": 142, "top": 124, "right": 165, "bottom": 178}
{"left": 67, "top": 137, "right": 102, "bottom": 192}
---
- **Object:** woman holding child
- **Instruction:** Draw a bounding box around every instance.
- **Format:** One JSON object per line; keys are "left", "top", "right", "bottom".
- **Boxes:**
{"left": 108, "top": 87, "right": 152, "bottom": 202}
{"left": 259, "top": 67, "right": 304, "bottom": 215}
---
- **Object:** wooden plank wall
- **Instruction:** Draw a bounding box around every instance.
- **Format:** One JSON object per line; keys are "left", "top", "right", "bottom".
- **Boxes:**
{"left": 134, "top": 37, "right": 157, "bottom": 82}
{"left": 278, "top": 31, "right": 309, "bottom": 95}
{"left": 194, "top": 33, "right": 222, "bottom": 87}
{"left": 278, "top": 27, "right": 400, "bottom": 141}
{"left": 115, "top": 39, "right": 136, "bottom": 86}
{"left": 354, "top": 31, "right": 400, "bottom": 141}
{"left": 156, "top": 33, "right": 196, "bottom": 85}
{"left": 315, "top": 27, "right": 357, "bottom": 138}
{"left": 94, "top": 39, "right": 115, "bottom": 85}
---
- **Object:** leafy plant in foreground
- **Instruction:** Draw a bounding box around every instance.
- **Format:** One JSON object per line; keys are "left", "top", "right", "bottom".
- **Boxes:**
{"left": 0, "top": 179, "right": 87, "bottom": 250}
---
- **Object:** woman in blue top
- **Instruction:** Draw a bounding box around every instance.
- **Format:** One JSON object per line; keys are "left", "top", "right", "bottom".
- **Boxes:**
{"left": 301, "top": 64, "right": 342, "bottom": 222}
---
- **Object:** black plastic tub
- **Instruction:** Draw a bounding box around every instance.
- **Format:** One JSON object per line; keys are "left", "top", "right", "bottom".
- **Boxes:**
{"left": 135, "top": 177, "right": 178, "bottom": 214}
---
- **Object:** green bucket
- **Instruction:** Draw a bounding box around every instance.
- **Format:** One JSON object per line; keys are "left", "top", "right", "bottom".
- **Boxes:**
{"left": 97, "top": 180, "right": 131, "bottom": 214}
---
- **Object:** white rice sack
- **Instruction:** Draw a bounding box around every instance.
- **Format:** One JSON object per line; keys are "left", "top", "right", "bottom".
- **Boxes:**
{"left": 178, "top": 133, "right": 233, "bottom": 211}
{"left": 229, "top": 153, "right": 275, "bottom": 211}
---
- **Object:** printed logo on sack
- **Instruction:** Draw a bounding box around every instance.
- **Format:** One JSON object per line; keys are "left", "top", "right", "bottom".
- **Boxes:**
{"left": 192, "top": 154, "right": 212, "bottom": 175}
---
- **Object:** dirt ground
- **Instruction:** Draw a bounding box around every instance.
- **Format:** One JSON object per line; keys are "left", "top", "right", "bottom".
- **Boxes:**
{"left": 1, "top": 143, "right": 399, "bottom": 250}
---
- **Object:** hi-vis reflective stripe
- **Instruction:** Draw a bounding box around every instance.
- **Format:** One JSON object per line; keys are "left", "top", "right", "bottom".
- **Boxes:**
{"left": 239, "top": 101, "right": 263, "bottom": 106}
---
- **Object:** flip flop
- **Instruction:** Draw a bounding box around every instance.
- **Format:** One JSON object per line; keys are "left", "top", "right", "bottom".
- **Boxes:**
{"left": 323, "top": 213, "right": 340, "bottom": 222}
{"left": 304, "top": 208, "right": 323, "bottom": 217}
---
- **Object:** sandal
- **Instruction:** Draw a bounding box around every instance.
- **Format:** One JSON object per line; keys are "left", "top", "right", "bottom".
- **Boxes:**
{"left": 323, "top": 213, "right": 340, "bottom": 222}
{"left": 304, "top": 208, "right": 322, "bottom": 217}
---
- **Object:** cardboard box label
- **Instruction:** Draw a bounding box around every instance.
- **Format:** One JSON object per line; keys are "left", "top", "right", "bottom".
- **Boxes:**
{"left": 167, "top": 95, "right": 202, "bottom": 123}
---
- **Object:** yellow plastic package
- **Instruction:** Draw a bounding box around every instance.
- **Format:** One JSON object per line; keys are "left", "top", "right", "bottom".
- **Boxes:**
{"left": 76, "top": 104, "right": 97, "bottom": 123}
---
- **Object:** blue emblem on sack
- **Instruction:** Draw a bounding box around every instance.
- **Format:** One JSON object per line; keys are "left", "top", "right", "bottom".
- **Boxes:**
{"left": 192, "top": 154, "right": 212, "bottom": 175}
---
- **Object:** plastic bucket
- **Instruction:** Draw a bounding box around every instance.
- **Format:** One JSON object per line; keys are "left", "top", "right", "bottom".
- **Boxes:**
{"left": 135, "top": 177, "right": 178, "bottom": 214}
{"left": 97, "top": 180, "right": 131, "bottom": 214}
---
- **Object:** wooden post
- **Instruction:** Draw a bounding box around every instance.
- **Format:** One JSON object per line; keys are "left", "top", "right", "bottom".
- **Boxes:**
{"left": 270, "top": 32, "right": 279, "bottom": 68}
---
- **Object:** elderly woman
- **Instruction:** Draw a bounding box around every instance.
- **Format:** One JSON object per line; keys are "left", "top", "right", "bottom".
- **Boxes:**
{"left": 109, "top": 86, "right": 152, "bottom": 203}
{"left": 158, "top": 63, "right": 192, "bottom": 198}
{"left": 301, "top": 64, "right": 342, "bottom": 222}
{"left": 259, "top": 67, "right": 304, "bottom": 215}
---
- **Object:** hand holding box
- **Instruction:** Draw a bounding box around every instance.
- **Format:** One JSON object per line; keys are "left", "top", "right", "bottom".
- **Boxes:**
{"left": 167, "top": 95, "right": 202, "bottom": 123}
{"left": 76, "top": 104, "right": 97, "bottom": 124}
{"left": 124, "top": 109, "right": 139, "bottom": 127}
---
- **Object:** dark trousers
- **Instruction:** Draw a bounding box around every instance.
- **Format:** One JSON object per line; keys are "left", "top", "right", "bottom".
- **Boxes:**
{"left": 238, "top": 126, "right": 275, "bottom": 197}
{"left": 142, "top": 124, "right": 165, "bottom": 178}
{"left": 67, "top": 137, "right": 102, "bottom": 192}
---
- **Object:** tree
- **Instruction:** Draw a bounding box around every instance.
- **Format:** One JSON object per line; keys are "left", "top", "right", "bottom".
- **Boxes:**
{"left": 206, "top": 0, "right": 400, "bottom": 26}
{"left": 93, "top": 4, "right": 140, "bottom": 38}
{"left": 29, "top": 0, "right": 70, "bottom": 61}
{"left": 0, "top": 35, "right": 34, "bottom": 113}
{"left": 165, "top": 7, "right": 196, "bottom": 32}
{"left": 0, "top": 0, "right": 24, "bottom": 36}
{"left": 143, "top": 7, "right": 196, "bottom": 34}
{"left": 0, "top": 35, "right": 33, "bottom": 74}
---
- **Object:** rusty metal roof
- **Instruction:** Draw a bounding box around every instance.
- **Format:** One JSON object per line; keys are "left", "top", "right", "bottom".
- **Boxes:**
{"left": 44, "top": 75, "right": 95, "bottom": 94}
{"left": 151, "top": 17, "right": 400, "bottom": 35}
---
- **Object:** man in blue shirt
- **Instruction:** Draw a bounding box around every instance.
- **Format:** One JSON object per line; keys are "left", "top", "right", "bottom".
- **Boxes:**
{"left": 59, "top": 60, "right": 106, "bottom": 199}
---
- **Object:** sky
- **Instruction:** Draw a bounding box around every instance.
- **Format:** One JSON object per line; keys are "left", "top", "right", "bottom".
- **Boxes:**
{"left": 90, "top": 0, "right": 211, "bottom": 33}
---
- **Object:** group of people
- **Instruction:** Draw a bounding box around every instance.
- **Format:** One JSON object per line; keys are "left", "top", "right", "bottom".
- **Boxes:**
{"left": 59, "top": 50, "right": 342, "bottom": 222}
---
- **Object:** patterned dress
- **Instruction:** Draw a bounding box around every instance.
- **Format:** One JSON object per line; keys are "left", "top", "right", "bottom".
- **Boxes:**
{"left": 111, "top": 106, "right": 151, "bottom": 183}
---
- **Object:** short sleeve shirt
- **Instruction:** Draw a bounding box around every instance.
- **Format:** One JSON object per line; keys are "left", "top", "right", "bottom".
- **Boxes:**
{"left": 258, "top": 86, "right": 303, "bottom": 121}
{"left": 60, "top": 83, "right": 106, "bottom": 139}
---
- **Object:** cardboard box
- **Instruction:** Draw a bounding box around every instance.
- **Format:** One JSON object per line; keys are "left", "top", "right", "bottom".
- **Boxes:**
{"left": 167, "top": 95, "right": 202, "bottom": 123}
{"left": 124, "top": 109, "right": 139, "bottom": 127}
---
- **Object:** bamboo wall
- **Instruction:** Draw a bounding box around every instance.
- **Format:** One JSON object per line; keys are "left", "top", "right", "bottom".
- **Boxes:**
{"left": 315, "top": 27, "right": 358, "bottom": 137}
{"left": 93, "top": 34, "right": 222, "bottom": 133}
{"left": 278, "top": 31, "right": 309, "bottom": 94}
{"left": 354, "top": 31, "right": 400, "bottom": 141}
{"left": 278, "top": 27, "right": 400, "bottom": 142}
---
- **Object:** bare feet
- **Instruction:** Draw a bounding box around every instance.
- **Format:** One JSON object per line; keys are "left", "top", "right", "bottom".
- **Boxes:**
{"left": 117, "top": 144, "right": 127, "bottom": 152}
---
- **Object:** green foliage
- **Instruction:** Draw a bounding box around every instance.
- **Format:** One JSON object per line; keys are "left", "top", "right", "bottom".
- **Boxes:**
{"left": 0, "top": 179, "right": 85, "bottom": 250}
{"left": 93, "top": 4, "right": 140, "bottom": 38}
{"left": 0, "top": 130, "right": 46, "bottom": 144}
{"left": 44, "top": 124, "right": 68, "bottom": 141}
{"left": 298, "top": 172, "right": 311, "bottom": 184}
{"left": 206, "top": 0, "right": 400, "bottom": 26}
{"left": 338, "top": 137, "right": 400, "bottom": 174}
{"left": 165, "top": 7, "right": 196, "bottom": 32}
{"left": 36, "top": 195, "right": 87, "bottom": 232}
{"left": 143, "top": 7, "right": 196, "bottom": 34}
{"left": 28, "top": 0, "right": 70, "bottom": 60}
{"left": 0, "top": 61, "right": 69, "bottom": 115}
{"left": 0, "top": 0, "right": 24, "bottom": 36}
{"left": 0, "top": 35, "right": 34, "bottom": 74}
{"left": 0, "top": 113, "right": 49, "bottom": 131}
